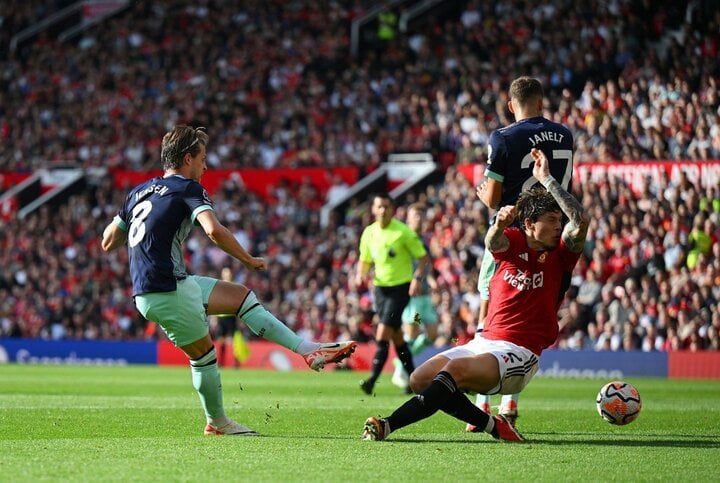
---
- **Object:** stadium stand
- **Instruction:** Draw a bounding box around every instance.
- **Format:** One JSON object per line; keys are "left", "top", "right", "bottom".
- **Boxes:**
{"left": 0, "top": 0, "right": 718, "bottom": 354}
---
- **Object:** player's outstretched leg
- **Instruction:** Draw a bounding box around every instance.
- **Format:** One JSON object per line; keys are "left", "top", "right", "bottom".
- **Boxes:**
{"left": 466, "top": 393, "right": 492, "bottom": 432}
{"left": 302, "top": 341, "right": 357, "bottom": 371}
{"left": 465, "top": 415, "right": 524, "bottom": 442}
{"left": 362, "top": 416, "right": 389, "bottom": 441}
{"left": 204, "top": 418, "right": 259, "bottom": 436}
{"left": 236, "top": 291, "right": 356, "bottom": 371}
{"left": 490, "top": 415, "right": 524, "bottom": 441}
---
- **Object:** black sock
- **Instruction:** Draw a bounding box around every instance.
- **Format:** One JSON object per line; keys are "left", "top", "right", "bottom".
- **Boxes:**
{"left": 386, "top": 371, "right": 457, "bottom": 433}
{"left": 441, "top": 391, "right": 492, "bottom": 429}
{"left": 367, "top": 340, "right": 390, "bottom": 385}
{"left": 395, "top": 342, "right": 415, "bottom": 376}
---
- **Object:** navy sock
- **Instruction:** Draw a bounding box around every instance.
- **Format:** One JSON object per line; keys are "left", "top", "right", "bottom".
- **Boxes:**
{"left": 441, "top": 390, "right": 492, "bottom": 429}
{"left": 367, "top": 340, "right": 389, "bottom": 386}
{"left": 395, "top": 342, "right": 415, "bottom": 376}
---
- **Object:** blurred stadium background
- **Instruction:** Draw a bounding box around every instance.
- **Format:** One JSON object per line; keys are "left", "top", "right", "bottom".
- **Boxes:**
{"left": 0, "top": 0, "right": 718, "bottom": 380}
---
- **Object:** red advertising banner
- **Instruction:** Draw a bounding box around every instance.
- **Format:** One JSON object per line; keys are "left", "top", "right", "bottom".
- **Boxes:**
{"left": 456, "top": 163, "right": 487, "bottom": 186}
{"left": 0, "top": 172, "right": 32, "bottom": 191}
{"left": 110, "top": 166, "right": 359, "bottom": 200}
{"left": 457, "top": 161, "right": 720, "bottom": 195}
{"left": 668, "top": 351, "right": 720, "bottom": 379}
{"left": 574, "top": 160, "right": 720, "bottom": 195}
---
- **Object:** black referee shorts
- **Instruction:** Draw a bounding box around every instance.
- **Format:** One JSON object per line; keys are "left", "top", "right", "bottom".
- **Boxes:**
{"left": 373, "top": 283, "right": 411, "bottom": 329}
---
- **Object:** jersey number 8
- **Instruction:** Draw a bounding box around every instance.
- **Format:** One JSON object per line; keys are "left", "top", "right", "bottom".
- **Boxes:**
{"left": 128, "top": 200, "right": 153, "bottom": 247}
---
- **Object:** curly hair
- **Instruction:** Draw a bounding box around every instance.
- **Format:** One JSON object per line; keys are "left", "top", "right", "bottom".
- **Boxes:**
{"left": 160, "top": 125, "right": 208, "bottom": 170}
{"left": 516, "top": 187, "right": 560, "bottom": 223}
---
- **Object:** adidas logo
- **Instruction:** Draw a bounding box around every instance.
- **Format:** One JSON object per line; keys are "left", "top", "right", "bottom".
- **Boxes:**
{"left": 519, "top": 253, "right": 528, "bottom": 261}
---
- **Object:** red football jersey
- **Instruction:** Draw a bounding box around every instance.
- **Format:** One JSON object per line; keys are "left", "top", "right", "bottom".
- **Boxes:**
{"left": 482, "top": 227, "right": 581, "bottom": 355}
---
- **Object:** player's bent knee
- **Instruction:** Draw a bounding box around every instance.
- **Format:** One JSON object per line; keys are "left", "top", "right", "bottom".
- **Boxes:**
{"left": 409, "top": 359, "right": 441, "bottom": 392}
{"left": 408, "top": 371, "right": 430, "bottom": 393}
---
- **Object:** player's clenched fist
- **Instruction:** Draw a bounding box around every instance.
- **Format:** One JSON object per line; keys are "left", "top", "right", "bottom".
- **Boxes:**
{"left": 494, "top": 205, "right": 516, "bottom": 229}
{"left": 530, "top": 147, "right": 550, "bottom": 182}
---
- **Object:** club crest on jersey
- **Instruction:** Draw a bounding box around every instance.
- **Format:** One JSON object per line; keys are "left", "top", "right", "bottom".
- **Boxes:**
{"left": 538, "top": 252, "right": 547, "bottom": 263}
{"left": 202, "top": 189, "right": 213, "bottom": 206}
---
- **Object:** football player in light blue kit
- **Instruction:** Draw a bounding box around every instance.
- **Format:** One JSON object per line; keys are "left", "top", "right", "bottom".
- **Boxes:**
{"left": 473, "top": 77, "right": 574, "bottom": 427}
{"left": 391, "top": 202, "right": 438, "bottom": 391}
{"left": 102, "top": 125, "right": 356, "bottom": 436}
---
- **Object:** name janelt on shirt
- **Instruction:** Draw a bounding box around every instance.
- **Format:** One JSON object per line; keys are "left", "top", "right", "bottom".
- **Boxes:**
{"left": 528, "top": 131, "right": 564, "bottom": 147}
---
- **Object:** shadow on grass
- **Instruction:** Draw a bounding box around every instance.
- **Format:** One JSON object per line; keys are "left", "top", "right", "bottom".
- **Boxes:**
{"left": 276, "top": 433, "right": 720, "bottom": 449}
{"left": 527, "top": 432, "right": 720, "bottom": 448}
{"left": 543, "top": 439, "right": 719, "bottom": 448}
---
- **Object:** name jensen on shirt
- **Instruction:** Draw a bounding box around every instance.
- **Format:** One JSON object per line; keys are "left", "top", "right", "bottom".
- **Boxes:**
{"left": 135, "top": 184, "right": 169, "bottom": 201}
{"left": 528, "top": 131, "right": 564, "bottom": 147}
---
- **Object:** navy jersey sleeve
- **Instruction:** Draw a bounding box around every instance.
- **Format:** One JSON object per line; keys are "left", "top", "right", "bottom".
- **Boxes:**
{"left": 116, "top": 192, "right": 133, "bottom": 228}
{"left": 484, "top": 130, "right": 509, "bottom": 183}
{"left": 184, "top": 181, "right": 214, "bottom": 225}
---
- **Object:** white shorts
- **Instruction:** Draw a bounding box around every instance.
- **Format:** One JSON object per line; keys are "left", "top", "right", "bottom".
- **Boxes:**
{"left": 440, "top": 335, "right": 539, "bottom": 395}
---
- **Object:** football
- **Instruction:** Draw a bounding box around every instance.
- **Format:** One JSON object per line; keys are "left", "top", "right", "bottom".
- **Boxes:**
{"left": 596, "top": 381, "right": 642, "bottom": 425}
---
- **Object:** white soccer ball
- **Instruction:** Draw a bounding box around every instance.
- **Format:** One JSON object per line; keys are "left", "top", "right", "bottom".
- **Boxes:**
{"left": 596, "top": 381, "right": 642, "bottom": 425}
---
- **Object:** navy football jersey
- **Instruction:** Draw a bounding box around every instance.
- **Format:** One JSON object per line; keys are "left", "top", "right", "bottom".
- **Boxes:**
{"left": 113, "top": 175, "right": 213, "bottom": 295}
{"left": 485, "top": 116, "right": 574, "bottom": 207}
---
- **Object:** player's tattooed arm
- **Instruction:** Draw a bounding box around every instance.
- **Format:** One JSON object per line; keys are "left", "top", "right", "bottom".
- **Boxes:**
{"left": 485, "top": 224, "right": 509, "bottom": 253}
{"left": 485, "top": 205, "right": 516, "bottom": 253}
{"left": 542, "top": 177, "right": 589, "bottom": 253}
{"left": 531, "top": 148, "right": 589, "bottom": 253}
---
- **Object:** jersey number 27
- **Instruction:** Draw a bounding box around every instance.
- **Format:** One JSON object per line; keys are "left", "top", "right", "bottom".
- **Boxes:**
{"left": 520, "top": 149, "right": 573, "bottom": 192}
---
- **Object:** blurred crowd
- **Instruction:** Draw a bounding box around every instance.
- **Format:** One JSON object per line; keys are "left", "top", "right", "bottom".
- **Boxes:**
{"left": 0, "top": 0, "right": 719, "bottom": 173}
{"left": 1, "top": 164, "right": 718, "bottom": 353}
{"left": 0, "top": 0, "right": 719, "bottom": 353}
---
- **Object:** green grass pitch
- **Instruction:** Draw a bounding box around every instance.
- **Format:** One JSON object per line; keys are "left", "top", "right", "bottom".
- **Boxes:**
{"left": 1, "top": 364, "right": 719, "bottom": 482}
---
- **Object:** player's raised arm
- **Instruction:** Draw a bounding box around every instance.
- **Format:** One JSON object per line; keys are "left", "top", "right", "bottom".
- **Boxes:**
{"left": 531, "top": 148, "right": 589, "bottom": 253}
{"left": 484, "top": 204, "right": 516, "bottom": 253}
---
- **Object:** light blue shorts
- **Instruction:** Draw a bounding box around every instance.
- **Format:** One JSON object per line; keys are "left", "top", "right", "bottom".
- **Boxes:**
{"left": 401, "top": 294, "right": 438, "bottom": 326}
{"left": 477, "top": 249, "right": 498, "bottom": 301}
{"left": 134, "top": 275, "right": 219, "bottom": 347}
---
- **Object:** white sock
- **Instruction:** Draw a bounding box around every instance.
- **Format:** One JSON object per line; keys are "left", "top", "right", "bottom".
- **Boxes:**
{"left": 484, "top": 416, "right": 495, "bottom": 434}
{"left": 209, "top": 415, "right": 230, "bottom": 427}
{"left": 296, "top": 340, "right": 320, "bottom": 354}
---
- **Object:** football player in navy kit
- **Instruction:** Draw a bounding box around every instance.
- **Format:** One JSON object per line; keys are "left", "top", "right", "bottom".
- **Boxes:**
{"left": 102, "top": 125, "right": 356, "bottom": 436}
{"left": 474, "top": 77, "right": 574, "bottom": 426}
